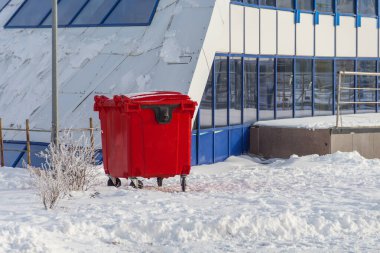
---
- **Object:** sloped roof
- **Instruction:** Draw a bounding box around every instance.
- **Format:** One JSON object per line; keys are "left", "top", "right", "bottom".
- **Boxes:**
{"left": 0, "top": 0, "right": 229, "bottom": 142}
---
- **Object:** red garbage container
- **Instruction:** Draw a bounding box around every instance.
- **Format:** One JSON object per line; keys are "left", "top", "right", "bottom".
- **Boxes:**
{"left": 94, "top": 91, "right": 197, "bottom": 191}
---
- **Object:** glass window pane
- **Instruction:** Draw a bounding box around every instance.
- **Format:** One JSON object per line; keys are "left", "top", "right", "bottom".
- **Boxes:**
{"left": 200, "top": 71, "right": 213, "bottom": 129}
{"left": 295, "top": 59, "right": 312, "bottom": 117}
{"left": 259, "top": 0, "right": 275, "bottom": 7}
{"left": 277, "top": 58, "right": 293, "bottom": 119}
{"left": 277, "top": 0, "right": 293, "bottom": 9}
{"left": 104, "top": 0, "right": 157, "bottom": 25}
{"left": 336, "top": 60, "right": 355, "bottom": 114}
{"left": 315, "top": 60, "right": 333, "bottom": 116}
{"left": 316, "top": 0, "right": 334, "bottom": 12}
{"left": 0, "top": 0, "right": 9, "bottom": 11}
{"left": 297, "top": 0, "right": 313, "bottom": 11}
{"left": 215, "top": 57, "right": 228, "bottom": 127}
{"left": 6, "top": 0, "right": 51, "bottom": 27}
{"left": 337, "top": 0, "right": 355, "bottom": 14}
{"left": 72, "top": 0, "right": 119, "bottom": 25}
{"left": 243, "top": 0, "right": 258, "bottom": 4}
{"left": 42, "top": 0, "right": 88, "bottom": 26}
{"left": 244, "top": 58, "right": 257, "bottom": 123}
{"left": 259, "top": 58, "right": 275, "bottom": 120}
{"left": 357, "top": 60, "right": 377, "bottom": 112}
{"left": 358, "top": 0, "right": 377, "bottom": 15}
{"left": 230, "top": 57, "right": 242, "bottom": 125}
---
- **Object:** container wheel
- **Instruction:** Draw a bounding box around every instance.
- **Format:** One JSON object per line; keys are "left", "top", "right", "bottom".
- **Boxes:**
{"left": 157, "top": 177, "right": 163, "bottom": 187}
{"left": 180, "top": 176, "right": 186, "bottom": 192}
{"left": 130, "top": 178, "right": 144, "bottom": 189}
{"left": 107, "top": 177, "right": 121, "bottom": 188}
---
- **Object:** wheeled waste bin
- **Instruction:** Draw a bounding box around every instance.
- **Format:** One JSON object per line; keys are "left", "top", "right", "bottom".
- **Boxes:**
{"left": 94, "top": 91, "right": 197, "bottom": 191}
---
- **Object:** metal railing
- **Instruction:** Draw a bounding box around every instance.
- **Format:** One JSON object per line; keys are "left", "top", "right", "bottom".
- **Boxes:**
{"left": 0, "top": 118, "right": 99, "bottom": 167}
{"left": 336, "top": 71, "right": 380, "bottom": 128}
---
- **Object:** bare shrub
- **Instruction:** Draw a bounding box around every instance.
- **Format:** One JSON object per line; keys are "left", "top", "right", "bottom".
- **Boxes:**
{"left": 28, "top": 131, "right": 101, "bottom": 209}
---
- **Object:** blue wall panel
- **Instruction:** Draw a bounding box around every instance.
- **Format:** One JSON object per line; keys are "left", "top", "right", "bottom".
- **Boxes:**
{"left": 191, "top": 132, "right": 197, "bottom": 166}
{"left": 230, "top": 128, "right": 243, "bottom": 156}
{"left": 214, "top": 130, "right": 229, "bottom": 162}
{"left": 198, "top": 131, "right": 213, "bottom": 164}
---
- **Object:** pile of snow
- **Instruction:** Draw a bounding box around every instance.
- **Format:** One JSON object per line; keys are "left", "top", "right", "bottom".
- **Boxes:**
{"left": 0, "top": 152, "right": 379, "bottom": 252}
{"left": 255, "top": 113, "right": 380, "bottom": 130}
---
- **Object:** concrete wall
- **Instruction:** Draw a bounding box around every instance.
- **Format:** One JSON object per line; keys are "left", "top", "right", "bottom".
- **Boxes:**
{"left": 251, "top": 126, "right": 380, "bottom": 159}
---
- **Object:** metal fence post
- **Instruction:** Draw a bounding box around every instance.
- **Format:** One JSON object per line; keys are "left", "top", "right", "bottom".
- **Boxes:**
{"left": 89, "top": 117, "right": 95, "bottom": 162}
{"left": 0, "top": 118, "right": 4, "bottom": 167}
{"left": 336, "top": 71, "right": 342, "bottom": 128}
{"left": 26, "top": 119, "right": 31, "bottom": 166}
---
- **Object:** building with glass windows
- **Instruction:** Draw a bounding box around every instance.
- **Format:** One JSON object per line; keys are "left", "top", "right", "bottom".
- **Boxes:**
{"left": 0, "top": 0, "right": 379, "bottom": 166}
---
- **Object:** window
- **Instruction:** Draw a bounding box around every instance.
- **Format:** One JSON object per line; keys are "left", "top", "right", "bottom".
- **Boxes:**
{"left": 0, "top": 0, "right": 10, "bottom": 12}
{"left": 259, "top": 58, "right": 275, "bottom": 120}
{"left": 6, "top": 0, "right": 51, "bottom": 27}
{"left": 6, "top": 0, "right": 159, "bottom": 28}
{"left": 42, "top": 0, "right": 88, "bottom": 26}
{"left": 244, "top": 58, "right": 257, "bottom": 123}
{"left": 336, "top": 60, "right": 355, "bottom": 113}
{"left": 316, "top": 0, "right": 334, "bottom": 12}
{"left": 259, "top": 0, "right": 275, "bottom": 7}
{"left": 215, "top": 57, "right": 228, "bottom": 127}
{"left": 315, "top": 60, "right": 333, "bottom": 116}
{"left": 200, "top": 71, "right": 213, "bottom": 129}
{"left": 103, "top": 0, "right": 158, "bottom": 25}
{"left": 297, "top": 0, "right": 313, "bottom": 11}
{"left": 295, "top": 59, "right": 312, "bottom": 117}
{"left": 277, "top": 58, "right": 293, "bottom": 119}
{"left": 357, "top": 60, "right": 377, "bottom": 112}
{"left": 243, "top": 0, "right": 258, "bottom": 4}
{"left": 277, "top": 0, "right": 293, "bottom": 9}
{"left": 230, "top": 57, "right": 243, "bottom": 125}
{"left": 72, "top": 0, "right": 119, "bottom": 25}
{"left": 358, "top": 0, "right": 377, "bottom": 15}
{"left": 337, "top": 0, "right": 355, "bottom": 14}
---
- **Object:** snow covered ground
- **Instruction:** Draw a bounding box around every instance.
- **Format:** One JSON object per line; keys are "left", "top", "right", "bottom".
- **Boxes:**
{"left": 0, "top": 152, "right": 379, "bottom": 252}
{"left": 255, "top": 113, "right": 380, "bottom": 130}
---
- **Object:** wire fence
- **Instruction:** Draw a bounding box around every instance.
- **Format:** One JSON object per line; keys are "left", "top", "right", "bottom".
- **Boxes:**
{"left": 336, "top": 71, "right": 380, "bottom": 128}
{"left": 0, "top": 118, "right": 100, "bottom": 167}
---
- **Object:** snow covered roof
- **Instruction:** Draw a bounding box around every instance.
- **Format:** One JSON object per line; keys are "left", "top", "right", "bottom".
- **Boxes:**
{"left": 0, "top": 0, "right": 230, "bottom": 141}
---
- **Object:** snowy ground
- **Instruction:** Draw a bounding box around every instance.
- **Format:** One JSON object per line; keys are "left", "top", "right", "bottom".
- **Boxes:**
{"left": 0, "top": 152, "right": 379, "bottom": 252}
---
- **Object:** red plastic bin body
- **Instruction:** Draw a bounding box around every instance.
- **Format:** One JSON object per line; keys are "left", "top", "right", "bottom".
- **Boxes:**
{"left": 94, "top": 91, "right": 197, "bottom": 179}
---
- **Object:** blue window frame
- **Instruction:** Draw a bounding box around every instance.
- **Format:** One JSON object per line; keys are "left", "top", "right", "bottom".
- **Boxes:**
{"left": 337, "top": 0, "right": 355, "bottom": 14}
{"left": 230, "top": 57, "right": 243, "bottom": 125}
{"left": 358, "top": 0, "right": 377, "bottom": 15}
{"left": 336, "top": 60, "right": 355, "bottom": 114}
{"left": 42, "top": 0, "right": 88, "bottom": 26}
{"left": 357, "top": 60, "right": 377, "bottom": 112}
{"left": 315, "top": 60, "right": 334, "bottom": 116}
{"left": 0, "top": 0, "right": 10, "bottom": 12}
{"left": 244, "top": 58, "right": 257, "bottom": 123}
{"left": 295, "top": 59, "right": 313, "bottom": 117}
{"left": 6, "top": 0, "right": 51, "bottom": 27}
{"left": 297, "top": 0, "right": 314, "bottom": 11}
{"left": 215, "top": 56, "right": 228, "bottom": 127}
{"left": 71, "top": 0, "right": 119, "bottom": 25}
{"left": 316, "top": 0, "right": 334, "bottom": 12}
{"left": 277, "top": 58, "right": 293, "bottom": 119}
{"left": 103, "top": 0, "right": 158, "bottom": 25}
{"left": 5, "top": 0, "right": 160, "bottom": 28}
{"left": 259, "top": 58, "right": 275, "bottom": 120}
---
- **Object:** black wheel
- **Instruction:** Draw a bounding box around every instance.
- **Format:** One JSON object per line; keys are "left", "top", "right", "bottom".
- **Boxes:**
{"left": 130, "top": 179, "right": 144, "bottom": 189}
{"left": 157, "top": 177, "right": 163, "bottom": 187}
{"left": 107, "top": 178, "right": 121, "bottom": 188}
{"left": 180, "top": 176, "right": 186, "bottom": 192}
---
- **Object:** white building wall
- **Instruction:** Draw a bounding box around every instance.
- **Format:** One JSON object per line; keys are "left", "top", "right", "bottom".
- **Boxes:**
{"left": 260, "top": 9, "right": 277, "bottom": 54}
{"left": 244, "top": 7, "right": 259, "bottom": 55}
{"left": 358, "top": 17, "right": 378, "bottom": 57}
{"left": 336, "top": 16, "right": 357, "bottom": 57}
{"left": 277, "top": 11, "right": 295, "bottom": 55}
{"left": 296, "top": 13, "right": 314, "bottom": 56}
{"left": 315, "top": 15, "right": 335, "bottom": 57}
{"left": 230, "top": 4, "right": 244, "bottom": 53}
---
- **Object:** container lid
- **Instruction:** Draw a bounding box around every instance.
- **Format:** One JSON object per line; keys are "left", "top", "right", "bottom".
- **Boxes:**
{"left": 127, "top": 91, "right": 191, "bottom": 103}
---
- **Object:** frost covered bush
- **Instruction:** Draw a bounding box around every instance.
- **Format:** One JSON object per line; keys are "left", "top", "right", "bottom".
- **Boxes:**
{"left": 28, "top": 132, "right": 101, "bottom": 209}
